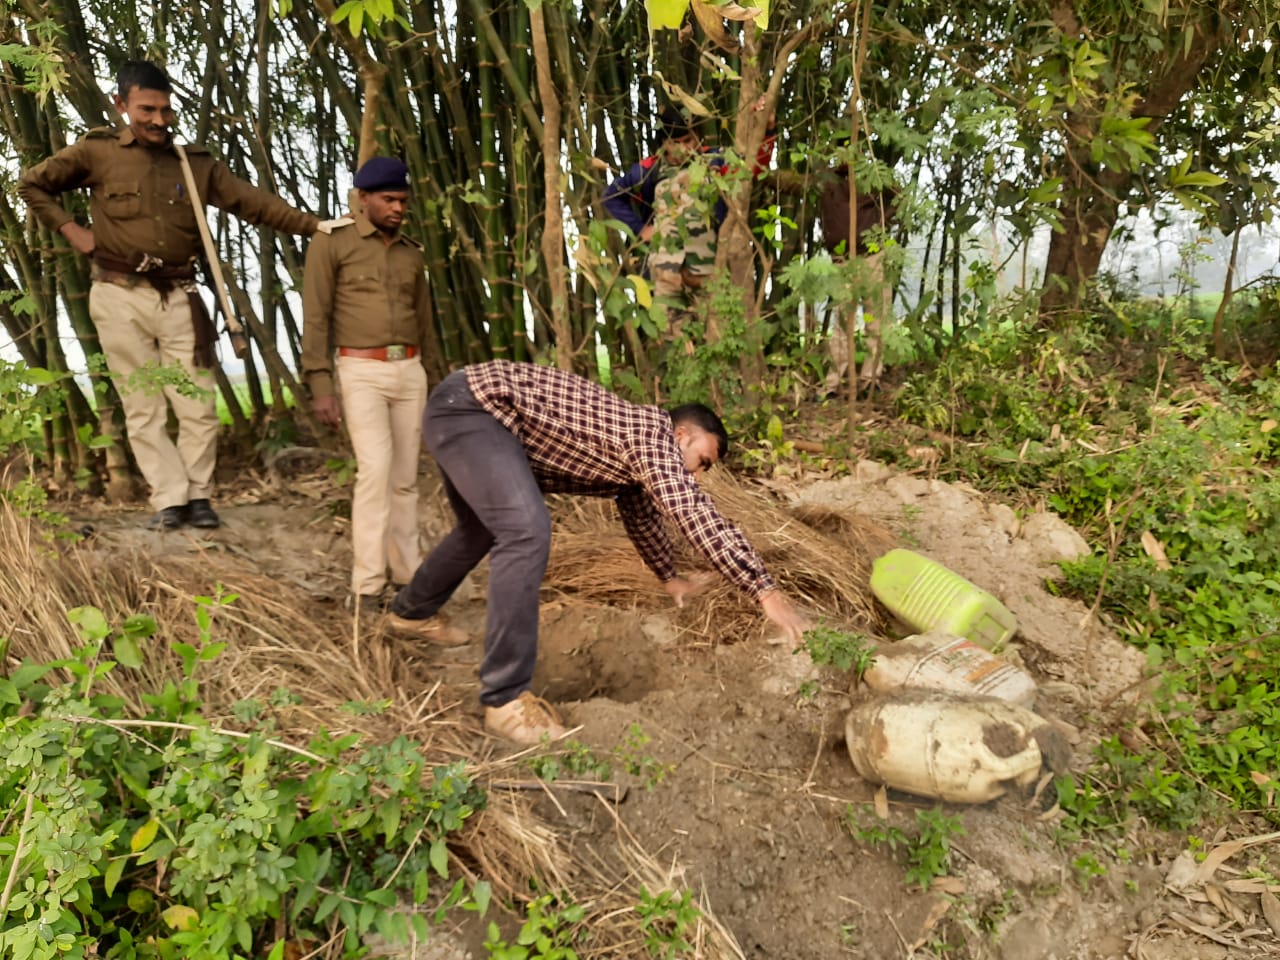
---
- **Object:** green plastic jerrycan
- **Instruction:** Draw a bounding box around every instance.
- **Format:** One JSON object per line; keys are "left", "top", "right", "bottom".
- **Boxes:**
{"left": 870, "top": 548, "right": 1017, "bottom": 651}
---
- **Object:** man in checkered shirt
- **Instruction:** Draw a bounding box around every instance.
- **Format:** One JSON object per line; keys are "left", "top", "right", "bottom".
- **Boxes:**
{"left": 388, "top": 360, "right": 810, "bottom": 744}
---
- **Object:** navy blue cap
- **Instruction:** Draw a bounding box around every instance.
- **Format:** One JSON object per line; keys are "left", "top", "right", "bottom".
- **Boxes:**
{"left": 354, "top": 157, "right": 411, "bottom": 192}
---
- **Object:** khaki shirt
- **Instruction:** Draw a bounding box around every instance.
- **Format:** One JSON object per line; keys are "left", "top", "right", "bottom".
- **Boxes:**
{"left": 301, "top": 212, "right": 434, "bottom": 398}
{"left": 17, "top": 126, "right": 318, "bottom": 265}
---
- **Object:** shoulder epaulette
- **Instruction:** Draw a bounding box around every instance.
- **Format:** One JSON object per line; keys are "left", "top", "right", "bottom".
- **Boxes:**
{"left": 400, "top": 234, "right": 423, "bottom": 250}
{"left": 316, "top": 217, "right": 355, "bottom": 235}
{"left": 84, "top": 126, "right": 120, "bottom": 139}
{"left": 178, "top": 142, "right": 211, "bottom": 155}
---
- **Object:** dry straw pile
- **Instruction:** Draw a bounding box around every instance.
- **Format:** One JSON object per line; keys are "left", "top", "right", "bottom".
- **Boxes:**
{"left": 545, "top": 466, "right": 893, "bottom": 640}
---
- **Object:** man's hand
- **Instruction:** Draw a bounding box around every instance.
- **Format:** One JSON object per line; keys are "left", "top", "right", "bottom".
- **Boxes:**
{"left": 59, "top": 222, "right": 95, "bottom": 256}
{"left": 663, "top": 570, "right": 716, "bottom": 608}
{"left": 639, "top": 223, "right": 655, "bottom": 244}
{"left": 313, "top": 394, "right": 343, "bottom": 429}
{"left": 760, "top": 589, "right": 810, "bottom": 647}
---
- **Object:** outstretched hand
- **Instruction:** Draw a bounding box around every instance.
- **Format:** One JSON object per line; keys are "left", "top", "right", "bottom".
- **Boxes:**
{"left": 663, "top": 570, "right": 717, "bottom": 608}
{"left": 760, "top": 589, "right": 810, "bottom": 648}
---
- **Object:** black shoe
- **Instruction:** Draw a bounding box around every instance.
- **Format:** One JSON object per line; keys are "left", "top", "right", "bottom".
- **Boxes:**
{"left": 186, "top": 499, "right": 221, "bottom": 529}
{"left": 146, "top": 506, "right": 187, "bottom": 530}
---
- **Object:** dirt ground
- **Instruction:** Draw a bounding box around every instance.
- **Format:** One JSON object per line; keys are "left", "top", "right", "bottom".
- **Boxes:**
{"left": 60, "top": 450, "right": 1280, "bottom": 960}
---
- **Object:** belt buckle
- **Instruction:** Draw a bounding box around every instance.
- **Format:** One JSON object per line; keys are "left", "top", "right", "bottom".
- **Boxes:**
{"left": 385, "top": 344, "right": 407, "bottom": 361}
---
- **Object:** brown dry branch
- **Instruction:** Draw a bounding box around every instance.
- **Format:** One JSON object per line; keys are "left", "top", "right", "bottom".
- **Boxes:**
{"left": 545, "top": 468, "right": 894, "bottom": 642}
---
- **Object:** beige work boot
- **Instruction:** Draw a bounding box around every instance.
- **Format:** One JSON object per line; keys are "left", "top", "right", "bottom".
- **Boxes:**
{"left": 485, "top": 692, "right": 568, "bottom": 745}
{"left": 384, "top": 612, "right": 470, "bottom": 646}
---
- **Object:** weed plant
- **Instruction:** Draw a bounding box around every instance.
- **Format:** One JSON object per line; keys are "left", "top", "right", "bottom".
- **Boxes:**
{"left": 0, "top": 603, "right": 491, "bottom": 960}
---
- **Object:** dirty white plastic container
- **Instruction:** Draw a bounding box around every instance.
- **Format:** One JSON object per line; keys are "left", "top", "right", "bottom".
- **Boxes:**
{"left": 864, "top": 632, "right": 1037, "bottom": 707}
{"left": 844, "top": 692, "right": 1046, "bottom": 803}
{"left": 870, "top": 548, "right": 1018, "bottom": 650}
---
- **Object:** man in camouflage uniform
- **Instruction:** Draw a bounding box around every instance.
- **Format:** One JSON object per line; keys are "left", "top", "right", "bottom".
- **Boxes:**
{"left": 18, "top": 60, "right": 318, "bottom": 530}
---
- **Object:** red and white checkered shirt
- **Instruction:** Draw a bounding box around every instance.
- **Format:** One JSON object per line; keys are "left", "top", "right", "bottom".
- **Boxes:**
{"left": 466, "top": 361, "right": 777, "bottom": 598}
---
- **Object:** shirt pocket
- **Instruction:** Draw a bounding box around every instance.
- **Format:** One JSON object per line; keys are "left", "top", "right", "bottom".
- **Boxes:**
{"left": 100, "top": 180, "right": 142, "bottom": 219}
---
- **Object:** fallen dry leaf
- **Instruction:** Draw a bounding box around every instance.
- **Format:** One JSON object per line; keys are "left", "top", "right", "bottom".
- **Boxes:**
{"left": 1261, "top": 890, "right": 1280, "bottom": 937}
{"left": 1140, "top": 530, "right": 1172, "bottom": 570}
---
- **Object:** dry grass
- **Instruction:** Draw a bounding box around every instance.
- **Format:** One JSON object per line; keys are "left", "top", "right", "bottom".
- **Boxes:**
{"left": 545, "top": 466, "right": 895, "bottom": 641}
{"left": 0, "top": 494, "right": 760, "bottom": 955}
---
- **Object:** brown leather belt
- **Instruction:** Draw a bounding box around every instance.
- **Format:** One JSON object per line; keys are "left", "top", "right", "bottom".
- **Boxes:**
{"left": 338, "top": 345, "right": 418, "bottom": 361}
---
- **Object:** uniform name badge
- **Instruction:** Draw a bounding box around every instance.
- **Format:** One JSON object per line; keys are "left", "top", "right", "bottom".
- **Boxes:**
{"left": 386, "top": 344, "right": 407, "bottom": 360}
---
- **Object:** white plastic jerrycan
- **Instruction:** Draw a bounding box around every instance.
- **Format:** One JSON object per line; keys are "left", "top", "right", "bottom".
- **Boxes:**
{"left": 863, "top": 632, "right": 1038, "bottom": 708}
{"left": 844, "top": 691, "right": 1054, "bottom": 804}
{"left": 870, "top": 548, "right": 1018, "bottom": 651}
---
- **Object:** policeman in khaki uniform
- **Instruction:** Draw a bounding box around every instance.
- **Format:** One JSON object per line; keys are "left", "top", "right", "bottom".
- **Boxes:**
{"left": 302, "top": 157, "right": 439, "bottom": 616}
{"left": 17, "top": 60, "right": 319, "bottom": 530}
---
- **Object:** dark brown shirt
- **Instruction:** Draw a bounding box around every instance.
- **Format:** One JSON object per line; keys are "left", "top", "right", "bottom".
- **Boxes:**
{"left": 17, "top": 126, "right": 318, "bottom": 265}
{"left": 465, "top": 360, "right": 777, "bottom": 598}
{"left": 818, "top": 169, "right": 897, "bottom": 257}
{"left": 301, "top": 213, "right": 434, "bottom": 398}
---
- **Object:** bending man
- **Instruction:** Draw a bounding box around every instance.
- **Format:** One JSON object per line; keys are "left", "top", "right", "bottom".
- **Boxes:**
{"left": 389, "top": 361, "right": 811, "bottom": 744}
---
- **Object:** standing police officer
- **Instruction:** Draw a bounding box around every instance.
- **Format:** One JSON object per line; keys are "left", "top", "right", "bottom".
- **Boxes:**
{"left": 17, "top": 60, "right": 319, "bottom": 530}
{"left": 301, "top": 157, "right": 439, "bottom": 615}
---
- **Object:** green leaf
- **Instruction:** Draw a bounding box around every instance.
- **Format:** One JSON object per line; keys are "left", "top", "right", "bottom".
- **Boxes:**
{"left": 68, "top": 605, "right": 110, "bottom": 641}
{"left": 473, "top": 880, "right": 492, "bottom": 917}
{"left": 429, "top": 837, "right": 449, "bottom": 878}
{"left": 104, "top": 857, "right": 126, "bottom": 897}
{"left": 161, "top": 904, "right": 198, "bottom": 931}
{"left": 114, "top": 636, "right": 143, "bottom": 669}
{"left": 413, "top": 869, "right": 430, "bottom": 905}
{"left": 266, "top": 940, "right": 286, "bottom": 960}
{"left": 130, "top": 819, "right": 160, "bottom": 853}
{"left": 0, "top": 677, "right": 19, "bottom": 705}
{"left": 315, "top": 892, "right": 342, "bottom": 923}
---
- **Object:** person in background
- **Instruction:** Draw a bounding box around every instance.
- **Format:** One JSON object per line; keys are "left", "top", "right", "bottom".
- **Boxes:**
{"left": 17, "top": 59, "right": 318, "bottom": 530}
{"left": 389, "top": 360, "right": 812, "bottom": 745}
{"left": 603, "top": 101, "right": 777, "bottom": 348}
{"left": 816, "top": 138, "right": 900, "bottom": 396}
{"left": 302, "top": 157, "right": 439, "bottom": 616}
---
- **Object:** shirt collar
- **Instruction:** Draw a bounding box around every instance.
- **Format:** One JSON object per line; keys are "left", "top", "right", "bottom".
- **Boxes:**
{"left": 117, "top": 127, "right": 173, "bottom": 149}
{"left": 353, "top": 210, "right": 408, "bottom": 245}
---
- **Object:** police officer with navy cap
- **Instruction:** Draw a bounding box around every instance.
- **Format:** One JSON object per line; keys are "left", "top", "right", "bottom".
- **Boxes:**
{"left": 302, "top": 157, "right": 439, "bottom": 615}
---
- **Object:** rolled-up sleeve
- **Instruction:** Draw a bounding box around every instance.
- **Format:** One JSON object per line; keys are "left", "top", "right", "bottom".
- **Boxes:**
{"left": 627, "top": 435, "right": 776, "bottom": 598}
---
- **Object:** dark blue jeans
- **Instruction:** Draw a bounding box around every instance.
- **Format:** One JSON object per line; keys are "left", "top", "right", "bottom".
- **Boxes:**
{"left": 391, "top": 371, "right": 551, "bottom": 707}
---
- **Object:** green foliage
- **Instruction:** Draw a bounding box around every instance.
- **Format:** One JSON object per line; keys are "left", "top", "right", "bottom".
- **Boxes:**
{"left": 613, "top": 724, "right": 673, "bottom": 790}
{"left": 635, "top": 886, "right": 700, "bottom": 959}
{"left": 523, "top": 740, "right": 613, "bottom": 784}
{"left": 799, "top": 627, "right": 875, "bottom": 677}
{"left": 483, "top": 895, "right": 585, "bottom": 960}
{"left": 0, "top": 360, "right": 67, "bottom": 460}
{"left": 1070, "top": 853, "right": 1107, "bottom": 892}
{"left": 843, "top": 805, "right": 965, "bottom": 891}
{"left": 895, "top": 318, "right": 1098, "bottom": 444}
{"left": 0, "top": 603, "right": 490, "bottom": 960}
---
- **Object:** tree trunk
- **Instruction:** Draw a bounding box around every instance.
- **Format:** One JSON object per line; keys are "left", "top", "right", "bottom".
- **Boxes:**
{"left": 1039, "top": 19, "right": 1224, "bottom": 321}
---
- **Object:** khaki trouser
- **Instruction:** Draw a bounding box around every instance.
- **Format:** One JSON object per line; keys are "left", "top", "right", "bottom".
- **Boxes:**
{"left": 336, "top": 355, "right": 428, "bottom": 597}
{"left": 826, "top": 251, "right": 892, "bottom": 392}
{"left": 89, "top": 280, "right": 218, "bottom": 511}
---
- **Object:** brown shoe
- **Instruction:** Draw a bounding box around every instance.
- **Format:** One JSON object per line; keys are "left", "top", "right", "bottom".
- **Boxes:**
{"left": 384, "top": 612, "right": 470, "bottom": 646}
{"left": 485, "top": 692, "right": 568, "bottom": 745}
